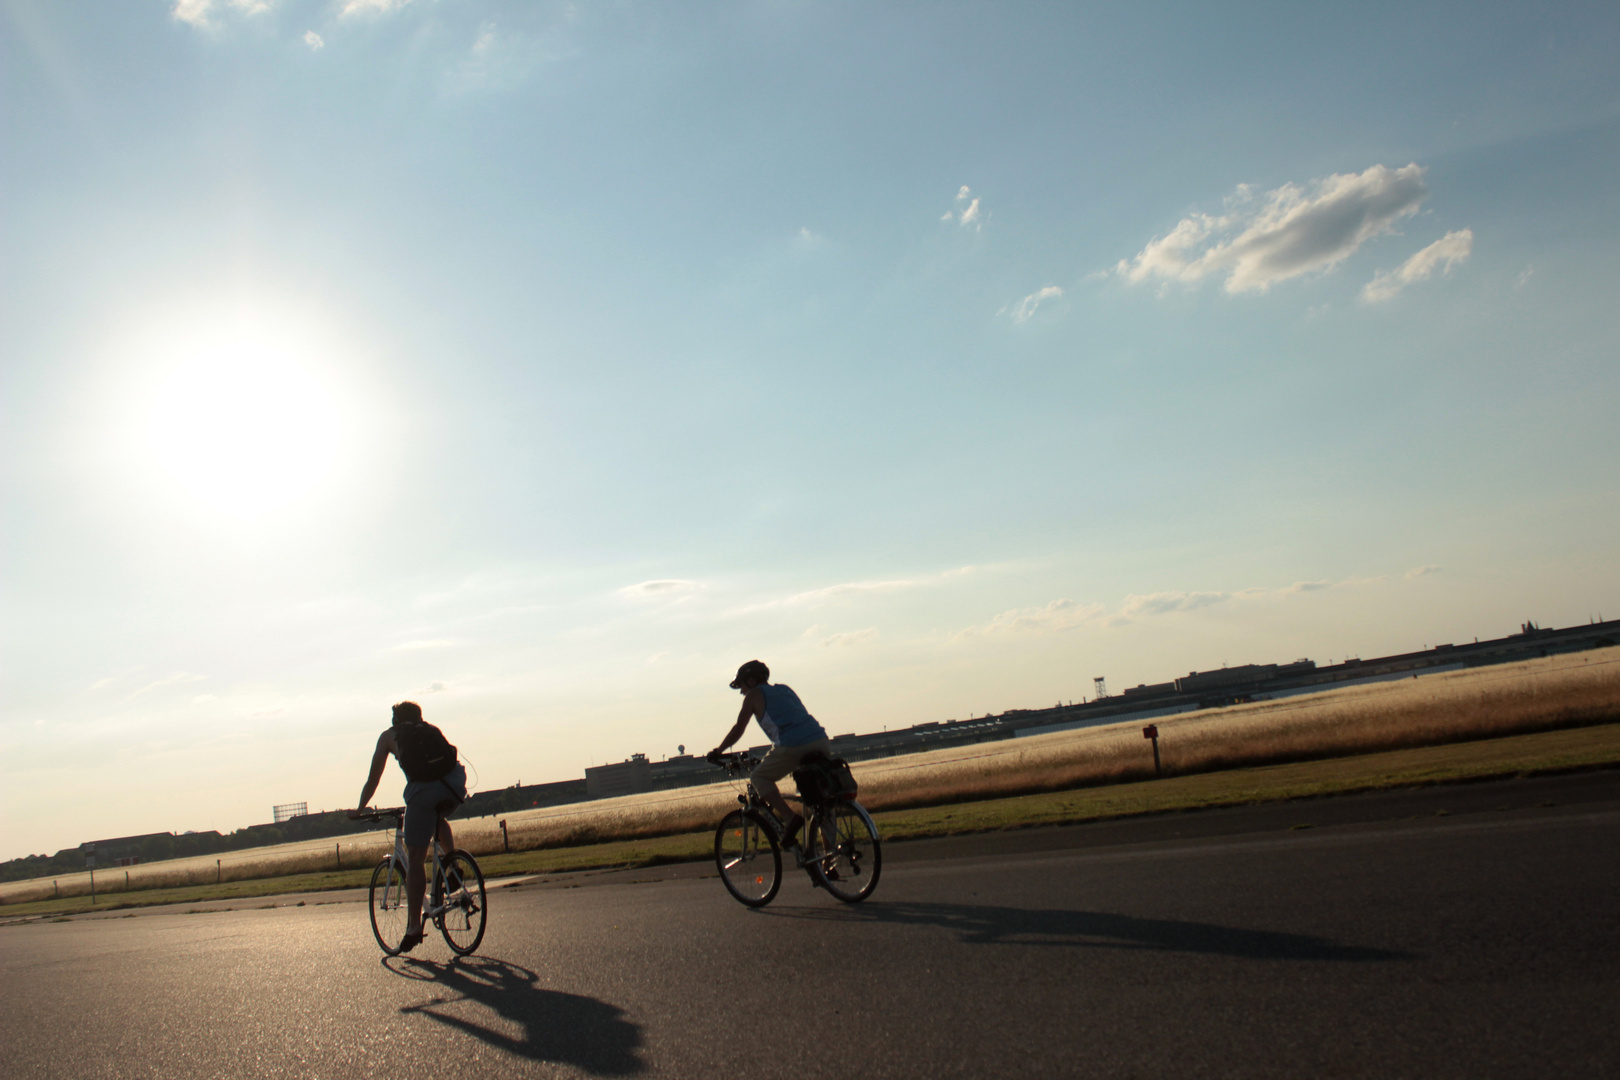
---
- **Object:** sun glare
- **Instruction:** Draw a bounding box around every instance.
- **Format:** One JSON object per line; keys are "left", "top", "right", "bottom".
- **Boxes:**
{"left": 145, "top": 338, "right": 344, "bottom": 518}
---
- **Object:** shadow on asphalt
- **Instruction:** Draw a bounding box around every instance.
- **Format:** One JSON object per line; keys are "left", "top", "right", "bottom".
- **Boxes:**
{"left": 765, "top": 901, "right": 1413, "bottom": 961}
{"left": 384, "top": 954, "right": 645, "bottom": 1075}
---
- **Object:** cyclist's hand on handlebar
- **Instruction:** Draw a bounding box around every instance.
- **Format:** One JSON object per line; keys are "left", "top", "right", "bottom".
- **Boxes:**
{"left": 706, "top": 748, "right": 725, "bottom": 765}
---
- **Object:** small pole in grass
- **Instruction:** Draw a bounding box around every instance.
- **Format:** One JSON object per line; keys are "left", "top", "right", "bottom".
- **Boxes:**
{"left": 1143, "top": 724, "right": 1162, "bottom": 776}
{"left": 216, "top": 859, "right": 221, "bottom": 884}
{"left": 86, "top": 846, "right": 96, "bottom": 904}
{"left": 335, "top": 843, "right": 341, "bottom": 871}
{"left": 499, "top": 819, "right": 510, "bottom": 854}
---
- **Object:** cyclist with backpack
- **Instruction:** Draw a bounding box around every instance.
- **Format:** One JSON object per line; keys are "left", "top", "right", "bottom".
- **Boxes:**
{"left": 357, "top": 701, "right": 466, "bottom": 952}
{"left": 708, "top": 660, "right": 831, "bottom": 849}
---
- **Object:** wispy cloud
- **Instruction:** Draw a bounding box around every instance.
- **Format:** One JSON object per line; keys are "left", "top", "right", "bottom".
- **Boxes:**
{"left": 1116, "top": 164, "right": 1429, "bottom": 294}
{"left": 1405, "top": 565, "right": 1442, "bottom": 579}
{"left": 619, "top": 579, "right": 697, "bottom": 599}
{"left": 954, "top": 598, "right": 1106, "bottom": 640}
{"left": 1361, "top": 229, "right": 1473, "bottom": 302}
{"left": 390, "top": 639, "right": 461, "bottom": 651}
{"left": 1120, "top": 591, "right": 1231, "bottom": 618}
{"left": 821, "top": 628, "right": 877, "bottom": 648}
{"left": 731, "top": 567, "right": 976, "bottom": 617}
{"left": 942, "top": 185, "right": 985, "bottom": 230}
{"left": 956, "top": 574, "right": 1399, "bottom": 639}
{"left": 125, "top": 673, "right": 206, "bottom": 702}
{"left": 1002, "top": 285, "right": 1063, "bottom": 324}
{"left": 340, "top": 0, "right": 409, "bottom": 17}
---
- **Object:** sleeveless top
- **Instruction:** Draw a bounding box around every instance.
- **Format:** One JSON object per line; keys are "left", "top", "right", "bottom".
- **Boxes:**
{"left": 758, "top": 683, "right": 827, "bottom": 748}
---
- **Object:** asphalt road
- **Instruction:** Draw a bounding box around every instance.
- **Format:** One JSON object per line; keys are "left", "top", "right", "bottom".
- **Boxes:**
{"left": 2, "top": 771, "right": 1617, "bottom": 1079}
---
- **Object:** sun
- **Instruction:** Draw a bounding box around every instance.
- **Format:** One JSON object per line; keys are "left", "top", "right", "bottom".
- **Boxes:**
{"left": 146, "top": 337, "right": 344, "bottom": 518}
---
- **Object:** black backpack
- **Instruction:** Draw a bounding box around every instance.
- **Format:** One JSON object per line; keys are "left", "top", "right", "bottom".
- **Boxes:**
{"left": 393, "top": 720, "right": 458, "bottom": 782}
{"left": 792, "top": 753, "right": 859, "bottom": 806}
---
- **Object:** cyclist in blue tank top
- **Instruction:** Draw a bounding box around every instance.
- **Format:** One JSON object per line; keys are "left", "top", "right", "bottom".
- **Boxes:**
{"left": 709, "top": 660, "right": 832, "bottom": 847}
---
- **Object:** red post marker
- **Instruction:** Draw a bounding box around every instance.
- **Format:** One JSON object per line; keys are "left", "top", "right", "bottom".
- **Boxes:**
{"left": 1143, "top": 725, "right": 1162, "bottom": 776}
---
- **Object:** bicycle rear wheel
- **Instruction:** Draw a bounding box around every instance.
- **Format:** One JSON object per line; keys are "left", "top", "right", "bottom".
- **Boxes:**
{"left": 435, "top": 850, "right": 487, "bottom": 956}
{"left": 806, "top": 801, "right": 881, "bottom": 903}
{"left": 368, "top": 858, "right": 409, "bottom": 954}
{"left": 715, "top": 809, "right": 781, "bottom": 907}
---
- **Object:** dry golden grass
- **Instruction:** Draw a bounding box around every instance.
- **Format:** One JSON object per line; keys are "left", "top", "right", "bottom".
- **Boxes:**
{"left": 5, "top": 647, "right": 1615, "bottom": 905}
{"left": 853, "top": 647, "right": 1620, "bottom": 811}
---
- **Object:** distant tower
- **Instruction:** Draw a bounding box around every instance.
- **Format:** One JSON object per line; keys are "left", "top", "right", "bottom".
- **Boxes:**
{"left": 1093, "top": 676, "right": 1108, "bottom": 700}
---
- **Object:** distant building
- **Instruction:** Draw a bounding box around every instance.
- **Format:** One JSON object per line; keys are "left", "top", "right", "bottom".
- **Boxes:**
{"left": 585, "top": 754, "right": 654, "bottom": 799}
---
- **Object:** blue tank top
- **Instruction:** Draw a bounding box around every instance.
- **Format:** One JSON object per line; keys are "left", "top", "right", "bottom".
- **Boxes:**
{"left": 758, "top": 684, "right": 827, "bottom": 747}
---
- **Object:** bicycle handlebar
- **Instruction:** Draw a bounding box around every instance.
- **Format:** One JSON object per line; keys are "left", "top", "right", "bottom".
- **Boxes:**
{"left": 708, "top": 751, "right": 758, "bottom": 774}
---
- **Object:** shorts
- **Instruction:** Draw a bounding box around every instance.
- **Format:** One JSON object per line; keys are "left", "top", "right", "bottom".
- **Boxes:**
{"left": 403, "top": 763, "right": 467, "bottom": 847}
{"left": 750, "top": 738, "right": 833, "bottom": 795}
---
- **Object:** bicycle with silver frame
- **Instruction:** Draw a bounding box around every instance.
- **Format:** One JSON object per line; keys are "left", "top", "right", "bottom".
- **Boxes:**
{"left": 348, "top": 806, "right": 487, "bottom": 956}
{"left": 707, "top": 750, "right": 881, "bottom": 907}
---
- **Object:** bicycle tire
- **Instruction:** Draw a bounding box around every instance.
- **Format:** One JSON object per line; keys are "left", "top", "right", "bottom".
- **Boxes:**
{"left": 715, "top": 809, "right": 781, "bottom": 907}
{"left": 806, "top": 801, "right": 881, "bottom": 903}
{"left": 368, "top": 858, "right": 410, "bottom": 954}
{"left": 435, "top": 850, "right": 487, "bottom": 956}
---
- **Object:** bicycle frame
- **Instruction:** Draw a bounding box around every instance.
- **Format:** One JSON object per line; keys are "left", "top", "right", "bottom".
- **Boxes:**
{"left": 376, "top": 814, "right": 458, "bottom": 922}
{"left": 733, "top": 775, "right": 842, "bottom": 879}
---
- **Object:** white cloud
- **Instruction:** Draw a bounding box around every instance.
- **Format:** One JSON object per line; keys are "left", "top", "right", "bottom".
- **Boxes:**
{"left": 821, "top": 628, "right": 877, "bottom": 648}
{"left": 942, "top": 186, "right": 985, "bottom": 229}
{"left": 619, "top": 579, "right": 696, "bottom": 599}
{"left": 1361, "top": 229, "right": 1473, "bottom": 302}
{"left": 126, "top": 673, "right": 206, "bottom": 701}
{"left": 955, "top": 598, "right": 1106, "bottom": 640}
{"left": 172, "top": 0, "right": 216, "bottom": 26}
{"left": 304, "top": 30, "right": 325, "bottom": 49}
{"left": 341, "top": 0, "right": 410, "bottom": 17}
{"left": 1004, "top": 285, "right": 1063, "bottom": 324}
{"left": 1116, "top": 164, "right": 1429, "bottom": 294}
{"left": 171, "top": 0, "right": 270, "bottom": 27}
{"left": 1120, "top": 591, "right": 1231, "bottom": 618}
{"left": 1405, "top": 565, "right": 1443, "bottom": 579}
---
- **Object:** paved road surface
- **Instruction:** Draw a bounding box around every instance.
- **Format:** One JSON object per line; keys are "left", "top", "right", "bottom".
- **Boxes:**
{"left": 2, "top": 772, "right": 1617, "bottom": 1079}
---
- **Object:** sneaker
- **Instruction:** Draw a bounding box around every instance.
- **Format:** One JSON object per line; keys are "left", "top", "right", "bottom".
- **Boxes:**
{"left": 399, "top": 928, "right": 424, "bottom": 953}
{"left": 779, "top": 814, "right": 804, "bottom": 848}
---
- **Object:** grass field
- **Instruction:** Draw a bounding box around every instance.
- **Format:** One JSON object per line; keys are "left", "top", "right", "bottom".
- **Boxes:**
{"left": 5, "top": 648, "right": 1616, "bottom": 913}
{"left": 4, "top": 719, "right": 1617, "bottom": 922}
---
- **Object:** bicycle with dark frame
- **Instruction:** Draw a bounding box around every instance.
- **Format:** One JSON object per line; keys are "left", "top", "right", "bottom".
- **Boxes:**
{"left": 708, "top": 750, "right": 881, "bottom": 907}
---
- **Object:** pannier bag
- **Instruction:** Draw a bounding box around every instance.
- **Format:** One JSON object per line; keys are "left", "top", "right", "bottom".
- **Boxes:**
{"left": 792, "top": 754, "right": 859, "bottom": 805}
{"left": 394, "top": 721, "right": 458, "bottom": 783}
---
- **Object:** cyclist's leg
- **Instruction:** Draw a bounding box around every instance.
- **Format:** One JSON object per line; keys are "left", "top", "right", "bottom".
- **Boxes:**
{"left": 433, "top": 765, "right": 468, "bottom": 855}
{"left": 402, "top": 777, "right": 449, "bottom": 938}
{"left": 404, "top": 842, "right": 429, "bottom": 933}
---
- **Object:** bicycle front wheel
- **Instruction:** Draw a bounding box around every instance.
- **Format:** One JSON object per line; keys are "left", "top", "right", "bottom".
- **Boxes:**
{"left": 807, "top": 801, "right": 881, "bottom": 903}
{"left": 368, "top": 858, "right": 409, "bottom": 954}
{"left": 715, "top": 809, "right": 781, "bottom": 907}
{"left": 435, "top": 850, "right": 487, "bottom": 956}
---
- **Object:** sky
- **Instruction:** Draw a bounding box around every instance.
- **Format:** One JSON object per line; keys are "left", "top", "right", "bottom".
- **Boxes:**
{"left": 3, "top": 1, "right": 1618, "bottom": 861}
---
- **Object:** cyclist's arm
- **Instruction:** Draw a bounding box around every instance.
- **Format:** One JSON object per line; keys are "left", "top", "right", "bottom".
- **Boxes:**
{"left": 713, "top": 688, "right": 764, "bottom": 754}
{"left": 357, "top": 729, "right": 395, "bottom": 809}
